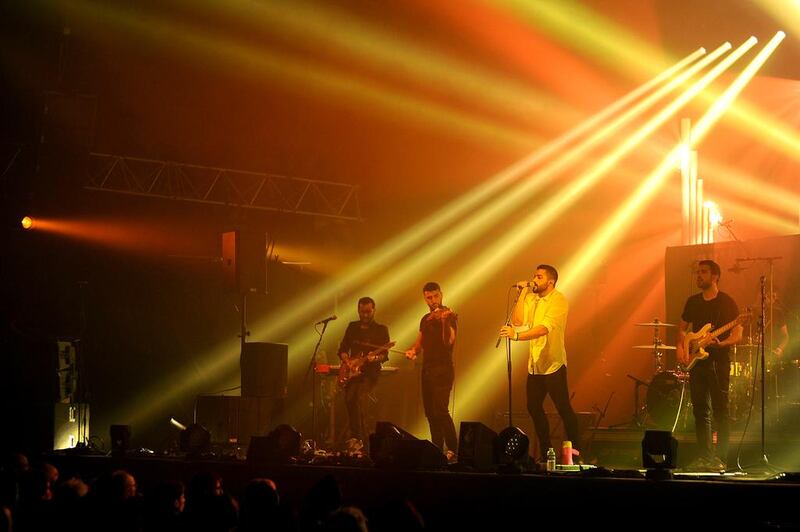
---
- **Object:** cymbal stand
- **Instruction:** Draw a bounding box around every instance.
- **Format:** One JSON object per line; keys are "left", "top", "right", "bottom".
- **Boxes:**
{"left": 610, "top": 374, "right": 648, "bottom": 428}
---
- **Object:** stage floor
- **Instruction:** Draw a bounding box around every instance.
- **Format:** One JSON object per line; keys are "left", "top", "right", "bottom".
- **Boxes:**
{"left": 46, "top": 442, "right": 800, "bottom": 530}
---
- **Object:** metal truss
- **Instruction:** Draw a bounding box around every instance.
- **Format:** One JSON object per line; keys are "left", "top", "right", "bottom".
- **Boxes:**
{"left": 84, "top": 152, "right": 362, "bottom": 221}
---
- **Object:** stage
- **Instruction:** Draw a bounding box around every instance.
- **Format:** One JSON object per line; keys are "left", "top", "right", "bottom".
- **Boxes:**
{"left": 45, "top": 447, "right": 800, "bottom": 530}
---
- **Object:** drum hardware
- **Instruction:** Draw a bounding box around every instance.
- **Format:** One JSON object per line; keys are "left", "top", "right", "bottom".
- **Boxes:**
{"left": 645, "top": 371, "right": 691, "bottom": 432}
{"left": 634, "top": 320, "right": 676, "bottom": 327}
{"left": 608, "top": 374, "right": 649, "bottom": 429}
{"left": 633, "top": 318, "right": 677, "bottom": 374}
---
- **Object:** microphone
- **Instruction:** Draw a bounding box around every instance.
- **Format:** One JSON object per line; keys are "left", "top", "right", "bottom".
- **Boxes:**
{"left": 315, "top": 315, "right": 337, "bottom": 325}
{"left": 512, "top": 281, "right": 537, "bottom": 289}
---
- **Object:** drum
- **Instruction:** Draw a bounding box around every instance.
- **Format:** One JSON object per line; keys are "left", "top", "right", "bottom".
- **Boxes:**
{"left": 646, "top": 371, "right": 690, "bottom": 430}
{"left": 777, "top": 359, "right": 800, "bottom": 405}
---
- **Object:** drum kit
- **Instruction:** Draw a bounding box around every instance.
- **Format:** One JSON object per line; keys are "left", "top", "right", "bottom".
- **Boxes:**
{"left": 629, "top": 319, "right": 690, "bottom": 431}
{"left": 627, "top": 318, "right": 757, "bottom": 430}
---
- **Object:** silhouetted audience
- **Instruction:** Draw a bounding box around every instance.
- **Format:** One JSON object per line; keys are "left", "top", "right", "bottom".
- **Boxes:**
{"left": 143, "top": 480, "right": 185, "bottom": 532}
{"left": 182, "top": 472, "right": 238, "bottom": 532}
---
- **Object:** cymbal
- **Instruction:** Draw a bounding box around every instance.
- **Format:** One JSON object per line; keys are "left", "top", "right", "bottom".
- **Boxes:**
{"left": 634, "top": 320, "right": 675, "bottom": 327}
{"left": 632, "top": 344, "right": 677, "bottom": 350}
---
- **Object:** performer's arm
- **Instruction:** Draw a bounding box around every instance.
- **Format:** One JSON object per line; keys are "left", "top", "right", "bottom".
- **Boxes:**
{"left": 717, "top": 324, "right": 743, "bottom": 348}
{"left": 676, "top": 319, "right": 690, "bottom": 366}
{"left": 405, "top": 331, "right": 423, "bottom": 360}
{"left": 510, "top": 286, "right": 529, "bottom": 327}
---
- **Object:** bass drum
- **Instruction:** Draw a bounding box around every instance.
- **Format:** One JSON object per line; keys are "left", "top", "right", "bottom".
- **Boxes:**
{"left": 646, "top": 371, "right": 690, "bottom": 430}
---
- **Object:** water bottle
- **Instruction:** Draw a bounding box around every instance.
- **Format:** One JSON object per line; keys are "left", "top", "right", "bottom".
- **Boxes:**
{"left": 546, "top": 447, "right": 556, "bottom": 471}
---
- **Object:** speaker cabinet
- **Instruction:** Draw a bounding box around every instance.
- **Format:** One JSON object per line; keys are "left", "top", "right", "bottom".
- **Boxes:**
{"left": 222, "top": 231, "right": 267, "bottom": 295}
{"left": 241, "top": 342, "right": 288, "bottom": 398}
{"left": 458, "top": 422, "right": 498, "bottom": 471}
{"left": 369, "top": 422, "right": 447, "bottom": 470}
{"left": 195, "top": 395, "right": 280, "bottom": 444}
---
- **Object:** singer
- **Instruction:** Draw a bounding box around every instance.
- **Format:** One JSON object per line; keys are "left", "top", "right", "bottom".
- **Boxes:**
{"left": 499, "top": 264, "right": 580, "bottom": 462}
{"left": 405, "top": 282, "right": 459, "bottom": 461}
{"left": 337, "top": 296, "right": 391, "bottom": 450}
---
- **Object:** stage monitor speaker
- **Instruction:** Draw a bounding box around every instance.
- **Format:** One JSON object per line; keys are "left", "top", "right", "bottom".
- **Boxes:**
{"left": 458, "top": 421, "right": 498, "bottom": 471}
{"left": 196, "top": 395, "right": 279, "bottom": 444}
{"left": 222, "top": 230, "right": 267, "bottom": 295}
{"left": 247, "top": 424, "right": 302, "bottom": 464}
{"left": 369, "top": 422, "right": 446, "bottom": 470}
{"left": 241, "top": 342, "right": 288, "bottom": 398}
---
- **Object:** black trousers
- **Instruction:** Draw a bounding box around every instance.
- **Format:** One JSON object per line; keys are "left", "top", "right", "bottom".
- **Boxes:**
{"left": 689, "top": 357, "right": 730, "bottom": 462}
{"left": 526, "top": 365, "right": 580, "bottom": 459}
{"left": 344, "top": 375, "right": 377, "bottom": 442}
{"left": 421, "top": 365, "right": 458, "bottom": 453}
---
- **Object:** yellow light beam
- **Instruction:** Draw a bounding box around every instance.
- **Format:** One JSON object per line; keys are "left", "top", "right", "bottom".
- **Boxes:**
{"left": 62, "top": 1, "right": 539, "bottom": 151}
{"left": 499, "top": 0, "right": 800, "bottom": 162}
{"left": 112, "top": 47, "right": 707, "bottom": 426}
{"left": 208, "top": 0, "right": 576, "bottom": 126}
{"left": 562, "top": 32, "right": 786, "bottom": 300}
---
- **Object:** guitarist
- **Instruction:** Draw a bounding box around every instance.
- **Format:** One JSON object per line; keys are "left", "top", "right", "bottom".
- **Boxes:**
{"left": 676, "top": 260, "right": 742, "bottom": 471}
{"left": 337, "top": 296, "right": 391, "bottom": 448}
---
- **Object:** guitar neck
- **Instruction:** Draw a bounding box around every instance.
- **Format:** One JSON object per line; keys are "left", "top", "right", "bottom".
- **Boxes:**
{"left": 710, "top": 317, "right": 741, "bottom": 339}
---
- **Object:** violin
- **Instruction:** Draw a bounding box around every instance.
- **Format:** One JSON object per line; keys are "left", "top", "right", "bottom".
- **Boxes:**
{"left": 426, "top": 306, "right": 457, "bottom": 322}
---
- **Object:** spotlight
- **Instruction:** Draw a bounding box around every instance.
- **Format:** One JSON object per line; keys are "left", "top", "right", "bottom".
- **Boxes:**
{"left": 21, "top": 216, "right": 33, "bottom": 230}
{"left": 641, "top": 430, "right": 678, "bottom": 480}
{"left": 496, "top": 426, "right": 530, "bottom": 472}
{"left": 179, "top": 423, "right": 212, "bottom": 456}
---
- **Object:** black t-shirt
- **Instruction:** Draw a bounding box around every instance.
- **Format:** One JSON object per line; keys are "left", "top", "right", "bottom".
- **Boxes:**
{"left": 419, "top": 306, "right": 457, "bottom": 369}
{"left": 338, "top": 320, "right": 390, "bottom": 379}
{"left": 681, "top": 291, "right": 739, "bottom": 364}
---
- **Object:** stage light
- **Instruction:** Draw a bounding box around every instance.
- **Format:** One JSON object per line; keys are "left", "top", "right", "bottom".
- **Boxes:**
{"left": 179, "top": 423, "right": 212, "bottom": 456}
{"left": 496, "top": 426, "right": 530, "bottom": 470}
{"left": 21, "top": 216, "right": 33, "bottom": 229}
{"left": 642, "top": 430, "right": 678, "bottom": 480}
{"left": 169, "top": 417, "right": 187, "bottom": 431}
{"left": 705, "top": 201, "right": 722, "bottom": 227}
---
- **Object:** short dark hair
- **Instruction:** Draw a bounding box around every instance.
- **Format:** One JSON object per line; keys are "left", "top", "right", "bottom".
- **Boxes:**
{"left": 422, "top": 282, "right": 441, "bottom": 293}
{"left": 537, "top": 264, "right": 558, "bottom": 286}
{"left": 699, "top": 259, "right": 721, "bottom": 279}
{"left": 358, "top": 296, "right": 375, "bottom": 307}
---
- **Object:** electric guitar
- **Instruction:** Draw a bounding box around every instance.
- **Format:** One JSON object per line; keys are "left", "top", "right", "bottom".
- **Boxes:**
{"left": 682, "top": 311, "right": 751, "bottom": 370}
{"left": 338, "top": 341, "right": 396, "bottom": 387}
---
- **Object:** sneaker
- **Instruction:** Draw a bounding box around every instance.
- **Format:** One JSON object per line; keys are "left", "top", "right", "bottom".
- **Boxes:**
{"left": 684, "top": 457, "right": 711, "bottom": 471}
{"left": 708, "top": 456, "right": 727, "bottom": 472}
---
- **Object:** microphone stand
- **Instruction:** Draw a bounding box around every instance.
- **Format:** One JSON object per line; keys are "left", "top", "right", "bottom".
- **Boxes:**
{"left": 736, "top": 257, "right": 781, "bottom": 474}
{"left": 306, "top": 320, "right": 332, "bottom": 446}
{"left": 497, "top": 286, "right": 525, "bottom": 427}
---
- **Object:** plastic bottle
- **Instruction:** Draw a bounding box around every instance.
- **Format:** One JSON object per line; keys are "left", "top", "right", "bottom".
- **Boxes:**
{"left": 546, "top": 447, "right": 556, "bottom": 471}
{"left": 562, "top": 440, "right": 575, "bottom": 465}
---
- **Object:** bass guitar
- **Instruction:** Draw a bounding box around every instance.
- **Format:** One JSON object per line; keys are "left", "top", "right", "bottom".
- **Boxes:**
{"left": 682, "top": 311, "right": 751, "bottom": 370}
{"left": 338, "top": 341, "right": 396, "bottom": 387}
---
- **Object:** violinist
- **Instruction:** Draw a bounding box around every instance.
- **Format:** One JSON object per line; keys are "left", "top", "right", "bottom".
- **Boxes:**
{"left": 405, "top": 282, "right": 459, "bottom": 460}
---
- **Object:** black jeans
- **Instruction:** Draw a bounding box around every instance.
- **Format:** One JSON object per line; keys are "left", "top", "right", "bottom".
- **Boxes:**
{"left": 421, "top": 365, "right": 458, "bottom": 453}
{"left": 690, "top": 357, "right": 730, "bottom": 462}
{"left": 344, "top": 375, "right": 377, "bottom": 442}
{"left": 526, "top": 365, "right": 580, "bottom": 459}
